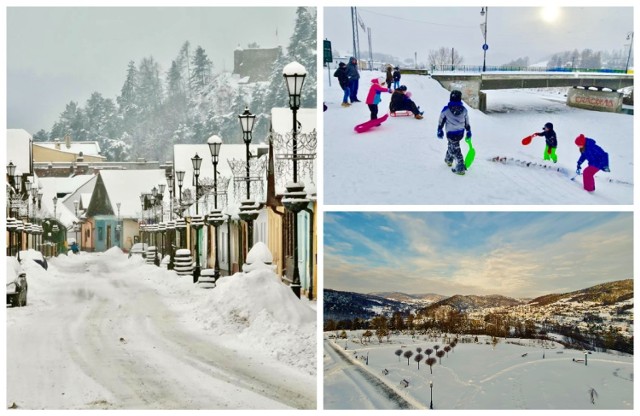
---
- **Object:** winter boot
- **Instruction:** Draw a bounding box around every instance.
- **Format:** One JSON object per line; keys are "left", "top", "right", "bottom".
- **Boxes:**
{"left": 444, "top": 157, "right": 453, "bottom": 167}
{"left": 452, "top": 168, "right": 466, "bottom": 175}
{"left": 341, "top": 102, "right": 351, "bottom": 107}
{"left": 415, "top": 114, "right": 423, "bottom": 120}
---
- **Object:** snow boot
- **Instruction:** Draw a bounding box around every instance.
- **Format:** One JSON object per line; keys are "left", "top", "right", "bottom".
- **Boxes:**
{"left": 445, "top": 158, "right": 453, "bottom": 167}
{"left": 341, "top": 102, "right": 351, "bottom": 107}
{"left": 415, "top": 114, "right": 423, "bottom": 120}
{"left": 452, "top": 168, "right": 466, "bottom": 175}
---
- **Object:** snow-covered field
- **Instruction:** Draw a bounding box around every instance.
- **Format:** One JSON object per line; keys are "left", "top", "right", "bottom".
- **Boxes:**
{"left": 6, "top": 249, "right": 316, "bottom": 410}
{"left": 324, "top": 71, "right": 633, "bottom": 205}
{"left": 324, "top": 332, "right": 633, "bottom": 410}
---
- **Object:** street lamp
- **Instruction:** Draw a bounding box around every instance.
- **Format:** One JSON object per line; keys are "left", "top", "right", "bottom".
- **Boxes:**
{"left": 176, "top": 170, "right": 185, "bottom": 218}
{"left": 480, "top": 7, "right": 488, "bottom": 72}
{"left": 283, "top": 62, "right": 308, "bottom": 299}
{"left": 52, "top": 195, "right": 58, "bottom": 219}
{"left": 116, "top": 201, "right": 122, "bottom": 247}
{"left": 625, "top": 32, "right": 634, "bottom": 74}
{"left": 238, "top": 107, "right": 259, "bottom": 250}
{"left": 208, "top": 134, "right": 224, "bottom": 279}
{"left": 191, "top": 153, "right": 203, "bottom": 282}
{"left": 430, "top": 380, "right": 434, "bottom": 409}
{"left": 73, "top": 200, "right": 80, "bottom": 250}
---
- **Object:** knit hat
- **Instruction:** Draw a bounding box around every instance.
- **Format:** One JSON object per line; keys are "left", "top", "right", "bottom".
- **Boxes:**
{"left": 575, "top": 134, "right": 586, "bottom": 147}
{"left": 339, "top": 62, "right": 346, "bottom": 67}
{"left": 544, "top": 122, "right": 553, "bottom": 130}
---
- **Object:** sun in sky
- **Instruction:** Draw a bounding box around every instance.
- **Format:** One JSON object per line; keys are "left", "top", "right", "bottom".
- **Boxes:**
{"left": 541, "top": 7, "right": 561, "bottom": 23}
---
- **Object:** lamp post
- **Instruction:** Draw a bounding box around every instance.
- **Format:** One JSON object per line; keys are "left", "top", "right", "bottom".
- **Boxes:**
{"left": 73, "top": 199, "right": 80, "bottom": 249}
{"left": 53, "top": 195, "right": 58, "bottom": 220}
{"left": 166, "top": 172, "right": 174, "bottom": 221}
{"left": 52, "top": 223, "right": 59, "bottom": 255}
{"left": 116, "top": 201, "right": 121, "bottom": 248}
{"left": 430, "top": 380, "right": 433, "bottom": 409}
{"left": 191, "top": 153, "right": 203, "bottom": 282}
{"left": 208, "top": 135, "right": 224, "bottom": 279}
{"left": 238, "top": 107, "right": 259, "bottom": 252}
{"left": 480, "top": 7, "right": 488, "bottom": 72}
{"left": 139, "top": 193, "right": 145, "bottom": 244}
{"left": 176, "top": 170, "right": 185, "bottom": 217}
{"left": 625, "top": 32, "right": 634, "bottom": 74}
{"left": 283, "top": 61, "right": 308, "bottom": 299}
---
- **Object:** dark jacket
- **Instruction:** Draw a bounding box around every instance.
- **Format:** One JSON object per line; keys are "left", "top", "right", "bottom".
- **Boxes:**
{"left": 346, "top": 57, "right": 360, "bottom": 80}
{"left": 389, "top": 90, "right": 418, "bottom": 114}
{"left": 333, "top": 66, "right": 349, "bottom": 89}
{"left": 577, "top": 138, "right": 609, "bottom": 170}
{"left": 393, "top": 69, "right": 401, "bottom": 82}
{"left": 535, "top": 129, "right": 558, "bottom": 148}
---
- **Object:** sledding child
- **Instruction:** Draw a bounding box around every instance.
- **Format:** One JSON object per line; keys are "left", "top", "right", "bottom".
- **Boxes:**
{"left": 575, "top": 134, "right": 610, "bottom": 192}
{"left": 333, "top": 62, "right": 351, "bottom": 107}
{"left": 366, "top": 77, "right": 392, "bottom": 121}
{"left": 534, "top": 122, "right": 558, "bottom": 163}
{"left": 389, "top": 85, "right": 423, "bottom": 119}
{"left": 437, "top": 90, "right": 472, "bottom": 175}
{"left": 393, "top": 67, "right": 401, "bottom": 90}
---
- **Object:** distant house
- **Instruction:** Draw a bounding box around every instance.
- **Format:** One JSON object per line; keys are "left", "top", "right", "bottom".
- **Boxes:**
{"left": 33, "top": 135, "right": 106, "bottom": 163}
{"left": 85, "top": 169, "right": 168, "bottom": 252}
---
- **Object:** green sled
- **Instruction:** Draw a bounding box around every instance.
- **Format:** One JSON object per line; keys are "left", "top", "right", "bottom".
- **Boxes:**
{"left": 464, "top": 138, "right": 476, "bottom": 169}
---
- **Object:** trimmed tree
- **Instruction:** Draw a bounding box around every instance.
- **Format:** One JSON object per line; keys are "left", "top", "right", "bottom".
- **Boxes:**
{"left": 426, "top": 357, "right": 437, "bottom": 374}
{"left": 404, "top": 350, "right": 414, "bottom": 365}
{"left": 395, "top": 349, "right": 403, "bottom": 362}
{"left": 416, "top": 347, "right": 422, "bottom": 354}
{"left": 436, "top": 349, "right": 445, "bottom": 364}
{"left": 444, "top": 345, "right": 451, "bottom": 357}
{"left": 425, "top": 348, "right": 433, "bottom": 357}
{"left": 414, "top": 353, "right": 424, "bottom": 370}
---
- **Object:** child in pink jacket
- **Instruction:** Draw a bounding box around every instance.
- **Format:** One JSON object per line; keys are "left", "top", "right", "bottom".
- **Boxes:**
{"left": 366, "top": 77, "right": 391, "bottom": 120}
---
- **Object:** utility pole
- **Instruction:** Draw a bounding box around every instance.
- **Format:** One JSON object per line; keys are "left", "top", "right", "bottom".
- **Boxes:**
{"left": 367, "top": 27, "right": 373, "bottom": 70}
{"left": 351, "top": 7, "right": 360, "bottom": 62}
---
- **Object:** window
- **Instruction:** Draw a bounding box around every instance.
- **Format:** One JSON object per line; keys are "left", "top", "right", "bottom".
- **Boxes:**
{"left": 98, "top": 226, "right": 104, "bottom": 241}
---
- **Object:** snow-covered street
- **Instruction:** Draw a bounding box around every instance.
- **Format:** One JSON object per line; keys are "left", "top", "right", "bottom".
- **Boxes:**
{"left": 6, "top": 249, "right": 316, "bottom": 410}
{"left": 324, "top": 71, "right": 633, "bottom": 205}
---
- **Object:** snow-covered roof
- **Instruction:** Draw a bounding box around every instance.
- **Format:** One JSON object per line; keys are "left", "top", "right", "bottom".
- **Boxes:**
{"left": 6, "top": 129, "right": 32, "bottom": 174}
{"left": 37, "top": 176, "right": 95, "bottom": 228}
{"left": 38, "top": 140, "right": 102, "bottom": 156}
{"left": 98, "top": 169, "right": 168, "bottom": 219}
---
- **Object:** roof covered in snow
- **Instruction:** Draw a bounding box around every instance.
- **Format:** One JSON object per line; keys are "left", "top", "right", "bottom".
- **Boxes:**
{"left": 38, "top": 140, "right": 102, "bottom": 156}
{"left": 98, "top": 169, "right": 168, "bottom": 219}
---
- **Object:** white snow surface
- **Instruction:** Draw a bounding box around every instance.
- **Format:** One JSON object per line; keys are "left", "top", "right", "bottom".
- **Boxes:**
{"left": 6, "top": 248, "right": 316, "bottom": 409}
{"left": 324, "top": 71, "right": 633, "bottom": 205}
{"left": 324, "top": 332, "right": 633, "bottom": 410}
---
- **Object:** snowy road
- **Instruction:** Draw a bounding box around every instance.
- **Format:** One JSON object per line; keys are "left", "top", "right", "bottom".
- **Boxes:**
{"left": 323, "top": 339, "right": 418, "bottom": 410}
{"left": 6, "top": 251, "right": 316, "bottom": 410}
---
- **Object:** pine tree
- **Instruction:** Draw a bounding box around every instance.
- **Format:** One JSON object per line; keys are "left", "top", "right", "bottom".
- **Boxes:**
{"left": 190, "top": 46, "right": 213, "bottom": 92}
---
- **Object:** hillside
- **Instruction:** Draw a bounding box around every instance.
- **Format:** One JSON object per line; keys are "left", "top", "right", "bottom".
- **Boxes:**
{"left": 370, "top": 292, "right": 446, "bottom": 306}
{"left": 528, "top": 279, "right": 633, "bottom": 307}
{"left": 323, "top": 289, "right": 410, "bottom": 322}
{"left": 422, "top": 294, "right": 523, "bottom": 313}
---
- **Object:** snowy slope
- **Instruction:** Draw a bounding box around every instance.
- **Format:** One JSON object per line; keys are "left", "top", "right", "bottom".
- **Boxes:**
{"left": 324, "top": 71, "right": 633, "bottom": 205}
{"left": 324, "top": 332, "right": 633, "bottom": 410}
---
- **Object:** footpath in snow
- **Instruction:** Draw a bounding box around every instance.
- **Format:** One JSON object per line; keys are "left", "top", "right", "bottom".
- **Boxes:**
{"left": 324, "top": 71, "right": 633, "bottom": 205}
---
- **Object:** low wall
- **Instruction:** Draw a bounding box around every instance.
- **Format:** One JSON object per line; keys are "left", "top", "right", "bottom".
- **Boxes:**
{"left": 431, "top": 75, "right": 482, "bottom": 110}
{"left": 567, "top": 87, "right": 623, "bottom": 113}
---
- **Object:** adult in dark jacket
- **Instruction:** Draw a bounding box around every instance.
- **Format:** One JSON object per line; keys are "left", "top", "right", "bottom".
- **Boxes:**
{"left": 392, "top": 67, "right": 401, "bottom": 89}
{"left": 333, "top": 62, "right": 351, "bottom": 106}
{"left": 385, "top": 66, "right": 393, "bottom": 89}
{"left": 575, "top": 134, "right": 610, "bottom": 192}
{"left": 389, "top": 86, "right": 423, "bottom": 119}
{"left": 534, "top": 122, "right": 558, "bottom": 163}
{"left": 346, "top": 57, "right": 360, "bottom": 102}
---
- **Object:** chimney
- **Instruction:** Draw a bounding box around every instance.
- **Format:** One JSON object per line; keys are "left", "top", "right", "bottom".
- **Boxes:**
{"left": 76, "top": 151, "right": 84, "bottom": 163}
{"left": 65, "top": 134, "right": 71, "bottom": 149}
{"left": 54, "top": 139, "right": 60, "bottom": 150}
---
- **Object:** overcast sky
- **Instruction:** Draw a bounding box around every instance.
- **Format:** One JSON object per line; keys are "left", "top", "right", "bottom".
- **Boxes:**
{"left": 324, "top": 212, "right": 633, "bottom": 299}
{"left": 325, "top": 7, "right": 633, "bottom": 67}
{"left": 7, "top": 7, "right": 298, "bottom": 134}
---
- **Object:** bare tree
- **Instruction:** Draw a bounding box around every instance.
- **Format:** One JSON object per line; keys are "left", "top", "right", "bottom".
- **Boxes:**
{"left": 426, "top": 357, "right": 437, "bottom": 374}
{"left": 414, "top": 353, "right": 424, "bottom": 370}
{"left": 444, "top": 345, "right": 451, "bottom": 357}
{"left": 404, "top": 350, "right": 414, "bottom": 365}
{"left": 425, "top": 348, "right": 433, "bottom": 358}
{"left": 428, "top": 47, "right": 464, "bottom": 69}
{"left": 436, "top": 349, "right": 445, "bottom": 364}
{"left": 395, "top": 349, "right": 403, "bottom": 362}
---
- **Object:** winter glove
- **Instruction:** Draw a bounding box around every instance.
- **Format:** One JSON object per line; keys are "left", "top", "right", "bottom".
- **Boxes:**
{"left": 603, "top": 166, "right": 610, "bottom": 172}
{"left": 576, "top": 166, "right": 582, "bottom": 175}
{"left": 466, "top": 130, "right": 472, "bottom": 139}
{"left": 437, "top": 128, "right": 444, "bottom": 139}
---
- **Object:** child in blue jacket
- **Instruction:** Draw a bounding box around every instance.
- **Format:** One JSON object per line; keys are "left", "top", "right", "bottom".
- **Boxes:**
{"left": 575, "top": 134, "right": 610, "bottom": 192}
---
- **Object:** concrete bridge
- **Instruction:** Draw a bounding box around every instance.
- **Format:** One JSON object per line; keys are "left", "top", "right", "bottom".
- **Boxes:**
{"left": 431, "top": 72, "right": 634, "bottom": 112}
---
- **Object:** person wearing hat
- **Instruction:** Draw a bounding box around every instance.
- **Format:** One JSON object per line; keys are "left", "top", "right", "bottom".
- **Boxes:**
{"left": 365, "top": 77, "right": 392, "bottom": 120}
{"left": 393, "top": 67, "right": 401, "bottom": 90}
{"left": 385, "top": 65, "right": 394, "bottom": 89}
{"left": 389, "top": 85, "right": 423, "bottom": 119}
{"left": 533, "top": 122, "right": 558, "bottom": 163}
{"left": 346, "top": 57, "right": 361, "bottom": 102}
{"left": 333, "top": 62, "right": 351, "bottom": 107}
{"left": 437, "top": 89, "right": 472, "bottom": 175}
{"left": 575, "top": 134, "right": 610, "bottom": 192}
